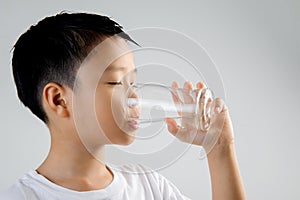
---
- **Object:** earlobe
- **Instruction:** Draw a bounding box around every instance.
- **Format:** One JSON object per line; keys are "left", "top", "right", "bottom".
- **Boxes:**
{"left": 43, "top": 83, "right": 70, "bottom": 119}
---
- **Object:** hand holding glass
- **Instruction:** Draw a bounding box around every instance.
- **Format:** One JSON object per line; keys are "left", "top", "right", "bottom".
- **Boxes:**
{"left": 124, "top": 82, "right": 214, "bottom": 132}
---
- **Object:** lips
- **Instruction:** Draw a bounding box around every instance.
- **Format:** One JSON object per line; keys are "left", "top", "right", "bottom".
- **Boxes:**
{"left": 127, "top": 117, "right": 140, "bottom": 129}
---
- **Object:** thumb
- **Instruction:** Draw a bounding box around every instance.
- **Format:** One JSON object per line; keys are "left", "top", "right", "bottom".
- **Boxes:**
{"left": 165, "top": 118, "right": 180, "bottom": 136}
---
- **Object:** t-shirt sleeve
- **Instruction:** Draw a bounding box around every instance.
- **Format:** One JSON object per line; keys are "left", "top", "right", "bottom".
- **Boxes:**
{"left": 154, "top": 172, "right": 192, "bottom": 200}
{"left": 0, "top": 183, "right": 27, "bottom": 200}
{"left": 132, "top": 164, "right": 191, "bottom": 200}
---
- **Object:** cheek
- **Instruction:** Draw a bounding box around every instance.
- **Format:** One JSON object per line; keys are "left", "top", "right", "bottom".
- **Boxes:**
{"left": 95, "top": 91, "right": 113, "bottom": 122}
{"left": 94, "top": 90, "right": 124, "bottom": 132}
{"left": 94, "top": 87, "right": 135, "bottom": 145}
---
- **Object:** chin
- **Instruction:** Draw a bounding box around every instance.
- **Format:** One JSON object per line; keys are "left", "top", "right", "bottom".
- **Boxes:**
{"left": 106, "top": 128, "right": 137, "bottom": 146}
{"left": 118, "top": 131, "right": 136, "bottom": 145}
{"left": 120, "top": 138, "right": 135, "bottom": 146}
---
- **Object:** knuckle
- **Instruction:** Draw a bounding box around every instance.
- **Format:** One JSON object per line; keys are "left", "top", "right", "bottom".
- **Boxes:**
{"left": 214, "top": 98, "right": 223, "bottom": 105}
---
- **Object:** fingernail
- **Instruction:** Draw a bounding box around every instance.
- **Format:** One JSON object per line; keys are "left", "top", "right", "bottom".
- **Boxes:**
{"left": 166, "top": 122, "right": 173, "bottom": 130}
{"left": 215, "top": 106, "right": 222, "bottom": 114}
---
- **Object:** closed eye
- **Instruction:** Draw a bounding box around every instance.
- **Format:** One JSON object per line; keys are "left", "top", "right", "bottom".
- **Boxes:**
{"left": 107, "top": 82, "right": 122, "bottom": 85}
{"left": 107, "top": 82, "right": 136, "bottom": 86}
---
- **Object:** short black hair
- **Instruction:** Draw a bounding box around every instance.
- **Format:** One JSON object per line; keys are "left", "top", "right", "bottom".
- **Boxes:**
{"left": 12, "top": 12, "right": 137, "bottom": 123}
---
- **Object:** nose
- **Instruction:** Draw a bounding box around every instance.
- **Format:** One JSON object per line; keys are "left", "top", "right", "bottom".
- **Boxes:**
{"left": 127, "top": 98, "right": 139, "bottom": 108}
{"left": 126, "top": 85, "right": 139, "bottom": 108}
{"left": 126, "top": 85, "right": 141, "bottom": 119}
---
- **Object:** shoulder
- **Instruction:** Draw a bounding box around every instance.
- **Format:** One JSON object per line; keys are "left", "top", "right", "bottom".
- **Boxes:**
{"left": 110, "top": 163, "right": 161, "bottom": 184}
{"left": 110, "top": 164, "right": 191, "bottom": 200}
{"left": 0, "top": 182, "right": 26, "bottom": 200}
{"left": 0, "top": 170, "right": 41, "bottom": 200}
{"left": 112, "top": 163, "right": 154, "bottom": 174}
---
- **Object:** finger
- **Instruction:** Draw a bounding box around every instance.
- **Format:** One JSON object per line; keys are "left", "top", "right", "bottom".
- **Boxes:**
{"left": 172, "top": 81, "right": 179, "bottom": 88}
{"left": 208, "top": 98, "right": 228, "bottom": 131}
{"left": 166, "top": 117, "right": 205, "bottom": 145}
{"left": 171, "top": 81, "right": 180, "bottom": 104}
{"left": 165, "top": 118, "right": 180, "bottom": 136}
{"left": 181, "top": 82, "right": 196, "bottom": 128}
{"left": 170, "top": 81, "right": 182, "bottom": 116}
{"left": 183, "top": 81, "right": 194, "bottom": 104}
{"left": 196, "top": 82, "right": 206, "bottom": 99}
{"left": 196, "top": 82, "right": 206, "bottom": 89}
{"left": 212, "top": 98, "right": 227, "bottom": 115}
{"left": 203, "top": 98, "right": 232, "bottom": 153}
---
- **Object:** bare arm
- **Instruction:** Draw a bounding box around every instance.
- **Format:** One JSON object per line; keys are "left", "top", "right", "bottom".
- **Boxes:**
{"left": 208, "top": 143, "right": 246, "bottom": 200}
{"left": 206, "top": 98, "right": 246, "bottom": 200}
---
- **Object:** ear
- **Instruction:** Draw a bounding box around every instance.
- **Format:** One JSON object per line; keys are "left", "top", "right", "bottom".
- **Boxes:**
{"left": 42, "top": 82, "right": 71, "bottom": 119}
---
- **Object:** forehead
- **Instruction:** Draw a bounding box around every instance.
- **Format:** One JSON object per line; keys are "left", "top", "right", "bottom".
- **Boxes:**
{"left": 76, "top": 36, "right": 136, "bottom": 85}
{"left": 81, "top": 36, "right": 134, "bottom": 73}
{"left": 84, "top": 35, "right": 133, "bottom": 64}
{"left": 104, "top": 51, "right": 136, "bottom": 74}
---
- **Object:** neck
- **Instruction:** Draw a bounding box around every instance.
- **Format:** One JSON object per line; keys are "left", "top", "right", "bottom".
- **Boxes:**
{"left": 36, "top": 130, "right": 113, "bottom": 191}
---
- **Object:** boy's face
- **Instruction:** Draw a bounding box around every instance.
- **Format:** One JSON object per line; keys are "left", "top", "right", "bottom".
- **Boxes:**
{"left": 72, "top": 36, "right": 139, "bottom": 148}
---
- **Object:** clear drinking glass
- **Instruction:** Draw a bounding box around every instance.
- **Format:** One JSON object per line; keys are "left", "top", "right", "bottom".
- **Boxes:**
{"left": 124, "top": 83, "right": 215, "bottom": 132}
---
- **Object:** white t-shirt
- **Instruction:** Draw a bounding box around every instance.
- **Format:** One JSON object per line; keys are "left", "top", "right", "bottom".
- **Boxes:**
{"left": 0, "top": 164, "right": 191, "bottom": 200}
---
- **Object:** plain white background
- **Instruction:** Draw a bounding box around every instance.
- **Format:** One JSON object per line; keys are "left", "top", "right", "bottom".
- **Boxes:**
{"left": 1, "top": 0, "right": 299, "bottom": 199}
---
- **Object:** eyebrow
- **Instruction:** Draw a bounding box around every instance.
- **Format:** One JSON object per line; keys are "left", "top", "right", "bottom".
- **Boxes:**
{"left": 105, "top": 66, "right": 137, "bottom": 74}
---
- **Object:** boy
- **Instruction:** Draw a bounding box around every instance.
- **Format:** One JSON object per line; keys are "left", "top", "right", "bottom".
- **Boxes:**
{"left": 1, "top": 12, "right": 246, "bottom": 199}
